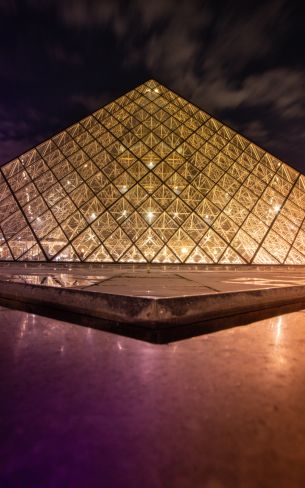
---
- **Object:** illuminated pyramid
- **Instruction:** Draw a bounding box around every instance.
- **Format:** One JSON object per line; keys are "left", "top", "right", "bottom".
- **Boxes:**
{"left": 1, "top": 79, "right": 305, "bottom": 264}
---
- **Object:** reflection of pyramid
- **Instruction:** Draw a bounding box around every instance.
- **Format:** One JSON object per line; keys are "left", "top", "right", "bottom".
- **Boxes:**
{"left": 1, "top": 79, "right": 305, "bottom": 264}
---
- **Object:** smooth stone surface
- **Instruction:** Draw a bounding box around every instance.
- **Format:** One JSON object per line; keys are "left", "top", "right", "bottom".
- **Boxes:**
{"left": 1, "top": 306, "right": 305, "bottom": 487}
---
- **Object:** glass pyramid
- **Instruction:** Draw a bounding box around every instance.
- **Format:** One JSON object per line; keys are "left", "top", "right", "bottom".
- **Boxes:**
{"left": 1, "top": 79, "right": 305, "bottom": 264}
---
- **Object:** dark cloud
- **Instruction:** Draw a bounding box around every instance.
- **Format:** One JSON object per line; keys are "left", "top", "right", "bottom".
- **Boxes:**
{"left": 0, "top": 0, "right": 305, "bottom": 171}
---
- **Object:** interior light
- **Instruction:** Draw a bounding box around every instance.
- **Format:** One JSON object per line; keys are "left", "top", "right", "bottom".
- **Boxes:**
{"left": 91, "top": 212, "right": 96, "bottom": 220}
{"left": 274, "top": 205, "right": 281, "bottom": 213}
{"left": 181, "top": 247, "right": 188, "bottom": 254}
{"left": 147, "top": 211, "right": 154, "bottom": 221}
{"left": 148, "top": 162, "right": 154, "bottom": 169}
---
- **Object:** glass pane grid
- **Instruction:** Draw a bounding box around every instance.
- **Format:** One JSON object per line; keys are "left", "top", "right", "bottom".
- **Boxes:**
{"left": 1, "top": 79, "right": 304, "bottom": 263}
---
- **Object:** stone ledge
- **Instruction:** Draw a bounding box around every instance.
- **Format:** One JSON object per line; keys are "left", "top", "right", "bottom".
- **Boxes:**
{"left": 1, "top": 279, "right": 305, "bottom": 330}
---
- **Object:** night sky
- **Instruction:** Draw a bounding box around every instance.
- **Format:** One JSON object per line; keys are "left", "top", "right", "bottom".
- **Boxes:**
{"left": 1, "top": 0, "right": 305, "bottom": 172}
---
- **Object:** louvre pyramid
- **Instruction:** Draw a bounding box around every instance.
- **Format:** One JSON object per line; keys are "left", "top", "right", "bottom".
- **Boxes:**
{"left": 1, "top": 79, "right": 305, "bottom": 264}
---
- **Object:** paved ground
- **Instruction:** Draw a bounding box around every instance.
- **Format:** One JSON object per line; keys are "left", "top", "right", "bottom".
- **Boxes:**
{"left": 1, "top": 264, "right": 305, "bottom": 297}
{"left": 1, "top": 305, "right": 305, "bottom": 487}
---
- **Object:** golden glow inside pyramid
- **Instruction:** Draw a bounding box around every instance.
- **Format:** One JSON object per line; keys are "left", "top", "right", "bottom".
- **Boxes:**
{"left": 0, "top": 79, "right": 305, "bottom": 264}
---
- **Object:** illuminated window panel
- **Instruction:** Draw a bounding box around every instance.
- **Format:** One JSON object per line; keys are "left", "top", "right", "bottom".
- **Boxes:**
{"left": 153, "top": 185, "right": 176, "bottom": 209}
{"left": 104, "top": 228, "right": 132, "bottom": 260}
{"left": 277, "top": 163, "right": 299, "bottom": 184}
{"left": 167, "top": 147, "right": 188, "bottom": 170}
{"left": 27, "top": 159, "right": 49, "bottom": 180}
{"left": 8, "top": 227, "right": 37, "bottom": 260}
{"left": 37, "top": 139, "right": 57, "bottom": 157}
{"left": 61, "top": 140, "right": 79, "bottom": 158}
{"left": 224, "top": 198, "right": 249, "bottom": 226}
{"left": 0, "top": 242, "right": 13, "bottom": 260}
{"left": 53, "top": 245, "right": 80, "bottom": 262}
{"left": 167, "top": 229, "right": 196, "bottom": 262}
{"left": 167, "top": 198, "right": 191, "bottom": 225}
{"left": 69, "top": 149, "right": 89, "bottom": 169}
{"left": 41, "top": 227, "right": 68, "bottom": 259}
{"left": 138, "top": 197, "right": 163, "bottom": 224}
{"left": 196, "top": 125, "right": 214, "bottom": 141}
{"left": 270, "top": 174, "right": 292, "bottom": 197}
{"left": 281, "top": 200, "right": 305, "bottom": 227}
{"left": 72, "top": 228, "right": 100, "bottom": 260}
{"left": 192, "top": 173, "right": 214, "bottom": 196}
{"left": 209, "top": 133, "right": 227, "bottom": 150}
{"left": 235, "top": 186, "right": 259, "bottom": 211}
{"left": 271, "top": 214, "right": 298, "bottom": 244}
{"left": 252, "top": 162, "right": 274, "bottom": 184}
{"left": 35, "top": 170, "right": 57, "bottom": 193}
{"left": 196, "top": 198, "right": 221, "bottom": 225}
{"left": 135, "top": 228, "right": 164, "bottom": 261}
{"left": 244, "top": 174, "right": 266, "bottom": 197}
{"left": 78, "top": 160, "right": 99, "bottom": 180}
{"left": 8, "top": 170, "right": 31, "bottom": 192}
{"left": 181, "top": 214, "right": 208, "bottom": 243}
{"left": 1, "top": 211, "right": 27, "bottom": 240}
{"left": 253, "top": 248, "right": 279, "bottom": 265}
{"left": 231, "top": 229, "right": 259, "bottom": 262}
{"left": 207, "top": 185, "right": 231, "bottom": 210}
{"left": 140, "top": 173, "right": 162, "bottom": 194}
{"left": 87, "top": 172, "right": 109, "bottom": 194}
{"left": 220, "top": 247, "right": 245, "bottom": 264}
{"left": 252, "top": 199, "right": 275, "bottom": 226}
{"left": 1, "top": 79, "right": 305, "bottom": 264}
{"left": 295, "top": 175, "right": 305, "bottom": 192}
{"left": 152, "top": 212, "right": 179, "bottom": 242}
{"left": 203, "top": 162, "right": 224, "bottom": 183}
{"left": 61, "top": 211, "right": 87, "bottom": 240}
{"left": 0, "top": 181, "right": 11, "bottom": 202}
{"left": 152, "top": 245, "right": 180, "bottom": 263}
{"left": 213, "top": 152, "right": 234, "bottom": 172}
{"left": 2, "top": 158, "right": 24, "bottom": 178}
{"left": 109, "top": 198, "right": 133, "bottom": 223}
{"left": 31, "top": 211, "right": 57, "bottom": 239}
{"left": 186, "top": 246, "right": 213, "bottom": 264}
{"left": 19, "top": 244, "right": 45, "bottom": 261}
{"left": 292, "top": 230, "right": 305, "bottom": 256}
{"left": 43, "top": 183, "right": 66, "bottom": 207}
{"left": 120, "top": 246, "right": 146, "bottom": 263}
{"left": 127, "top": 161, "right": 148, "bottom": 181}
{"left": 125, "top": 185, "right": 147, "bottom": 208}
{"left": 97, "top": 184, "right": 121, "bottom": 207}
{"left": 212, "top": 214, "right": 239, "bottom": 243}
{"left": 262, "top": 230, "right": 290, "bottom": 262}
{"left": 285, "top": 247, "right": 305, "bottom": 265}
{"left": 228, "top": 162, "right": 249, "bottom": 183}
{"left": 242, "top": 214, "right": 268, "bottom": 243}
{"left": 0, "top": 196, "right": 19, "bottom": 221}
{"left": 289, "top": 187, "right": 305, "bottom": 211}
{"left": 23, "top": 196, "right": 48, "bottom": 222}
{"left": 199, "top": 229, "right": 227, "bottom": 262}
{"left": 218, "top": 173, "right": 240, "bottom": 195}
{"left": 121, "top": 212, "right": 148, "bottom": 241}
{"left": 86, "top": 245, "right": 113, "bottom": 262}
{"left": 51, "top": 196, "right": 77, "bottom": 223}
{"left": 80, "top": 196, "right": 104, "bottom": 224}
{"left": 200, "top": 142, "right": 219, "bottom": 162}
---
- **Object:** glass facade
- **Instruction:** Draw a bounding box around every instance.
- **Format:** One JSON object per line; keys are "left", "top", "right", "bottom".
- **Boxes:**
{"left": 0, "top": 79, "right": 305, "bottom": 264}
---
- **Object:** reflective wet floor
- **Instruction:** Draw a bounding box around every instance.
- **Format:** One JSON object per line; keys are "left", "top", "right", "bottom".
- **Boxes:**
{"left": 1, "top": 306, "right": 305, "bottom": 487}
